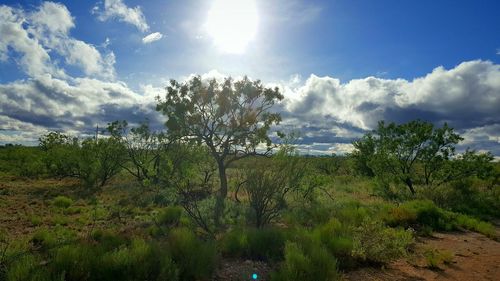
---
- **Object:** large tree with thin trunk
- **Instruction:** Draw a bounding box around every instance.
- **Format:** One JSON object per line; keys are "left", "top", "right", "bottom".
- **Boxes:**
{"left": 156, "top": 76, "right": 283, "bottom": 226}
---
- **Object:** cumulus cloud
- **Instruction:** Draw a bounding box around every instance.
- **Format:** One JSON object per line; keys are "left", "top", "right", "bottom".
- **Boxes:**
{"left": 282, "top": 60, "right": 500, "bottom": 154}
{"left": 0, "top": 2, "right": 159, "bottom": 144}
{"left": 94, "top": 0, "right": 149, "bottom": 32}
{"left": 142, "top": 32, "right": 163, "bottom": 44}
{"left": 0, "top": 2, "right": 115, "bottom": 79}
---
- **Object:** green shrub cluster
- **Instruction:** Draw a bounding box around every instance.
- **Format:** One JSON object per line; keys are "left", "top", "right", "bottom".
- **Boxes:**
{"left": 52, "top": 196, "right": 73, "bottom": 209}
{"left": 167, "top": 228, "right": 217, "bottom": 280}
{"left": 271, "top": 241, "right": 340, "bottom": 281}
{"left": 385, "top": 200, "right": 496, "bottom": 238}
{"left": 220, "top": 227, "right": 286, "bottom": 261}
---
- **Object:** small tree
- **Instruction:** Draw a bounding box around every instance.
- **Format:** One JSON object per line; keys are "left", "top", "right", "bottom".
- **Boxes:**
{"left": 354, "top": 120, "right": 463, "bottom": 194}
{"left": 244, "top": 147, "right": 305, "bottom": 228}
{"left": 156, "top": 76, "right": 283, "bottom": 226}
{"left": 351, "top": 134, "right": 376, "bottom": 177}
{"left": 107, "top": 120, "right": 170, "bottom": 186}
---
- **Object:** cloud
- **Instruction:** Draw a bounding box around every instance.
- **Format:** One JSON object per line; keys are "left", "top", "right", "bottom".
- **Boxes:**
{"left": 0, "top": 2, "right": 115, "bottom": 79}
{"left": 0, "top": 2, "right": 158, "bottom": 144}
{"left": 142, "top": 32, "right": 163, "bottom": 44}
{"left": 282, "top": 60, "right": 500, "bottom": 154}
{"left": 286, "top": 60, "right": 500, "bottom": 130}
{"left": 94, "top": 0, "right": 149, "bottom": 32}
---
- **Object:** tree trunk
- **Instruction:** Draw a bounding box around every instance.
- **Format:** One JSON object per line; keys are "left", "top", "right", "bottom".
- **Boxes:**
{"left": 214, "top": 159, "right": 227, "bottom": 228}
{"left": 404, "top": 177, "right": 416, "bottom": 194}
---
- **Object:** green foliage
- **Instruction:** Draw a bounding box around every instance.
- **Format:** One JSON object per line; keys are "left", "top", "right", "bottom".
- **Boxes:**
{"left": 385, "top": 200, "right": 497, "bottom": 238}
{"left": 244, "top": 148, "right": 306, "bottom": 227}
{"left": 352, "top": 220, "right": 414, "bottom": 263}
{"left": 351, "top": 134, "right": 376, "bottom": 177}
{"left": 167, "top": 228, "right": 216, "bottom": 280}
{"left": 220, "top": 227, "right": 286, "bottom": 261}
{"left": 29, "top": 215, "right": 43, "bottom": 226}
{"left": 423, "top": 248, "right": 454, "bottom": 269}
{"left": 312, "top": 219, "right": 353, "bottom": 262}
{"left": 31, "top": 229, "right": 58, "bottom": 250}
{"left": 6, "top": 254, "right": 50, "bottom": 281}
{"left": 91, "top": 229, "right": 127, "bottom": 251}
{"left": 246, "top": 228, "right": 286, "bottom": 261}
{"left": 271, "top": 241, "right": 340, "bottom": 281}
{"left": 157, "top": 75, "right": 284, "bottom": 226}
{"left": 0, "top": 146, "right": 45, "bottom": 178}
{"left": 156, "top": 206, "right": 183, "bottom": 227}
{"left": 52, "top": 196, "right": 73, "bottom": 208}
{"left": 48, "top": 239, "right": 178, "bottom": 280}
{"left": 353, "top": 120, "right": 466, "bottom": 193}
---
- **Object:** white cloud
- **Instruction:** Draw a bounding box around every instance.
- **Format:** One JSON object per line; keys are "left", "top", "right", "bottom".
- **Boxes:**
{"left": 0, "top": 2, "right": 115, "bottom": 79}
{"left": 286, "top": 60, "right": 500, "bottom": 130}
{"left": 142, "top": 32, "right": 163, "bottom": 44}
{"left": 0, "top": 5, "right": 62, "bottom": 78}
{"left": 95, "top": 0, "right": 149, "bottom": 32}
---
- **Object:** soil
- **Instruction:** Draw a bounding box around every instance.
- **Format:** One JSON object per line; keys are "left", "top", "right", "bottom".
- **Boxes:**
{"left": 344, "top": 231, "right": 500, "bottom": 281}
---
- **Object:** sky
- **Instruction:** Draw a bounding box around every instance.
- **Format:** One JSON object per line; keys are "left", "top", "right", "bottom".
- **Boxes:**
{"left": 0, "top": 0, "right": 499, "bottom": 155}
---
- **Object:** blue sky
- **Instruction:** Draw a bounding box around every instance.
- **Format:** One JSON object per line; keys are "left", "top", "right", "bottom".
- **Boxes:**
{"left": 0, "top": 0, "right": 499, "bottom": 155}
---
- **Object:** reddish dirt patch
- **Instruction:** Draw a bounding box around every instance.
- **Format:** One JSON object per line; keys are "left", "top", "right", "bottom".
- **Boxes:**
{"left": 214, "top": 259, "right": 272, "bottom": 281}
{"left": 344, "top": 231, "right": 500, "bottom": 281}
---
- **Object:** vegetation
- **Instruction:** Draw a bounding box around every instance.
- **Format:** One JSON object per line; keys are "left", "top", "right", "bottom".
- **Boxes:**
{"left": 0, "top": 77, "right": 498, "bottom": 281}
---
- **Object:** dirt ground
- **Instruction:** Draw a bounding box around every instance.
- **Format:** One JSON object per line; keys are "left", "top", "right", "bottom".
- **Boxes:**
{"left": 344, "top": 231, "right": 500, "bottom": 281}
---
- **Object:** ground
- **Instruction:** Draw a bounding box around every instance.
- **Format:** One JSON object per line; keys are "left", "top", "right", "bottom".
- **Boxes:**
{"left": 1, "top": 176, "right": 499, "bottom": 280}
{"left": 344, "top": 230, "right": 500, "bottom": 281}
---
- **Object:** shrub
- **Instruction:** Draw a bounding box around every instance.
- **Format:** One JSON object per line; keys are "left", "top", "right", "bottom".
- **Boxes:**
{"left": 52, "top": 196, "right": 73, "bottom": 208}
{"left": 423, "top": 248, "right": 453, "bottom": 269}
{"left": 29, "top": 215, "right": 43, "bottom": 226}
{"left": 167, "top": 228, "right": 216, "bottom": 280}
{"left": 220, "top": 228, "right": 248, "bottom": 258}
{"left": 246, "top": 228, "right": 286, "bottom": 261}
{"left": 312, "top": 219, "right": 354, "bottom": 267}
{"left": 31, "top": 229, "right": 57, "bottom": 250}
{"left": 219, "top": 227, "right": 286, "bottom": 261}
{"left": 271, "top": 241, "right": 340, "bottom": 281}
{"left": 455, "top": 214, "right": 496, "bottom": 238}
{"left": 91, "top": 229, "right": 127, "bottom": 251}
{"left": 352, "top": 220, "right": 413, "bottom": 263}
{"left": 385, "top": 200, "right": 453, "bottom": 232}
{"left": 47, "top": 238, "right": 178, "bottom": 281}
{"left": 99, "top": 239, "right": 179, "bottom": 281}
{"left": 156, "top": 206, "right": 182, "bottom": 227}
{"left": 6, "top": 254, "right": 50, "bottom": 281}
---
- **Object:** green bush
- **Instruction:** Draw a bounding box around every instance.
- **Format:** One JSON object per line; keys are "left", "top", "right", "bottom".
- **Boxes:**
{"left": 29, "top": 215, "right": 43, "bottom": 226}
{"left": 455, "top": 214, "right": 496, "bottom": 238}
{"left": 220, "top": 228, "right": 248, "bottom": 258}
{"left": 45, "top": 238, "right": 178, "bottom": 281}
{"left": 156, "top": 206, "right": 183, "bottom": 227}
{"left": 52, "top": 196, "right": 73, "bottom": 208}
{"left": 312, "top": 219, "right": 354, "bottom": 267}
{"left": 246, "top": 228, "right": 286, "bottom": 261}
{"left": 167, "top": 228, "right": 216, "bottom": 280}
{"left": 385, "top": 200, "right": 453, "bottom": 232}
{"left": 423, "top": 248, "right": 454, "bottom": 269}
{"left": 31, "top": 229, "right": 57, "bottom": 250}
{"left": 271, "top": 241, "right": 340, "bottom": 281}
{"left": 91, "top": 229, "right": 128, "bottom": 251}
{"left": 220, "top": 227, "right": 286, "bottom": 261}
{"left": 6, "top": 254, "right": 51, "bottom": 281}
{"left": 352, "top": 220, "right": 413, "bottom": 263}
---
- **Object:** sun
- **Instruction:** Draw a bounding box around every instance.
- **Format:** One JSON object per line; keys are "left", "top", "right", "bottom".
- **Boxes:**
{"left": 206, "top": 0, "right": 258, "bottom": 54}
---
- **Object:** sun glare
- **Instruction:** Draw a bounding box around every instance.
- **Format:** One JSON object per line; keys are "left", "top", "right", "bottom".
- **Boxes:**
{"left": 206, "top": 0, "right": 258, "bottom": 54}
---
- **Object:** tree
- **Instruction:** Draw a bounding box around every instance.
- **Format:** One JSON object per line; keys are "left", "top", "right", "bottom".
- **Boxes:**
{"left": 354, "top": 120, "right": 463, "bottom": 194}
{"left": 107, "top": 120, "right": 171, "bottom": 186}
{"left": 156, "top": 76, "right": 283, "bottom": 226}
{"left": 244, "top": 146, "right": 305, "bottom": 228}
{"left": 351, "top": 134, "right": 376, "bottom": 177}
